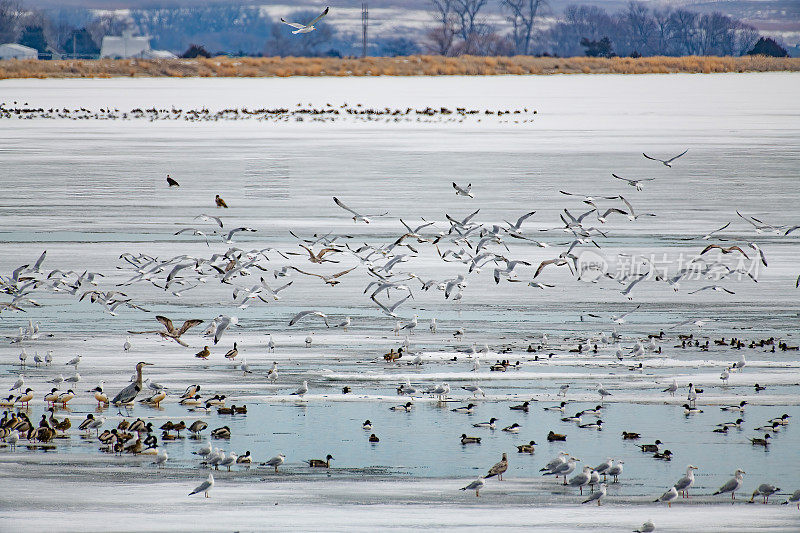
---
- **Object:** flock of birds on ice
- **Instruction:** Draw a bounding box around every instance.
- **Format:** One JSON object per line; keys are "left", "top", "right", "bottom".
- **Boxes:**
{"left": 2, "top": 148, "right": 800, "bottom": 532}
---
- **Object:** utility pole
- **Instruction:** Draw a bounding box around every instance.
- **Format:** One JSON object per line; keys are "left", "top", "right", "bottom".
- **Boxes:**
{"left": 361, "top": 3, "right": 368, "bottom": 58}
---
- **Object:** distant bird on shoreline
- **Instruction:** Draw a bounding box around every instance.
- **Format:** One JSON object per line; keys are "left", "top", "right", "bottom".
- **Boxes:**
{"left": 215, "top": 194, "right": 228, "bottom": 208}
{"left": 166, "top": 174, "right": 179, "bottom": 187}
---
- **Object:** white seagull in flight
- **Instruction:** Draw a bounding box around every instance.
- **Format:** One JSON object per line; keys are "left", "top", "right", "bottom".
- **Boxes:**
{"left": 281, "top": 7, "right": 330, "bottom": 34}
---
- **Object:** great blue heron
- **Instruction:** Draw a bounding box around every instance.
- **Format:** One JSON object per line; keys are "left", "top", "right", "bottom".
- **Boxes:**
{"left": 111, "top": 361, "right": 152, "bottom": 413}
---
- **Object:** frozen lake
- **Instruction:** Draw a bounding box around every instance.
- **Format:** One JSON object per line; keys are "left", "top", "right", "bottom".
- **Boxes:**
{"left": 1, "top": 73, "right": 800, "bottom": 531}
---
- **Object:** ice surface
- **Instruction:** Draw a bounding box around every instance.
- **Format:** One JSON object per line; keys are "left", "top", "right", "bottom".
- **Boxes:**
{"left": 1, "top": 73, "right": 799, "bottom": 530}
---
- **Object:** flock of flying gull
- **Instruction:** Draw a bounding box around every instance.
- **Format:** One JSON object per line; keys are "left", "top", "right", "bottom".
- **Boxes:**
{"left": 2, "top": 147, "right": 800, "bottom": 527}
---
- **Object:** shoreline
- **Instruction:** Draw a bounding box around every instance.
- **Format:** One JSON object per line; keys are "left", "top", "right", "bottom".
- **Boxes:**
{"left": 1, "top": 55, "right": 799, "bottom": 80}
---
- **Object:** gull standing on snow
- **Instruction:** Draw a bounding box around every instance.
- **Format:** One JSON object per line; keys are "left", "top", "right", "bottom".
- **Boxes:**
{"left": 291, "top": 381, "right": 309, "bottom": 397}
{"left": 265, "top": 453, "right": 286, "bottom": 473}
{"left": 582, "top": 483, "right": 607, "bottom": 505}
{"left": 655, "top": 486, "right": 678, "bottom": 507}
{"left": 189, "top": 474, "right": 214, "bottom": 497}
{"left": 714, "top": 469, "right": 745, "bottom": 500}
{"left": 281, "top": 7, "right": 330, "bottom": 34}
{"left": 460, "top": 477, "right": 485, "bottom": 497}
{"left": 673, "top": 465, "right": 698, "bottom": 498}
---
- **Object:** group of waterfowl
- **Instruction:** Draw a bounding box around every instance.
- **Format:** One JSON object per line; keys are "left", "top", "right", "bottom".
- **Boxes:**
{"left": 0, "top": 103, "right": 534, "bottom": 126}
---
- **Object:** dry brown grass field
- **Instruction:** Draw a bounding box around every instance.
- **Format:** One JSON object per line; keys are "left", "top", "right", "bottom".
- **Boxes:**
{"left": 1, "top": 55, "right": 798, "bottom": 79}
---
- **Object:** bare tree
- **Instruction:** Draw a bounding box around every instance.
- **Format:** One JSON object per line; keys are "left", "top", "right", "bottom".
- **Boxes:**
{"left": 0, "top": 0, "right": 21, "bottom": 44}
{"left": 427, "top": 0, "right": 458, "bottom": 55}
{"left": 667, "top": 9, "right": 698, "bottom": 55}
{"left": 453, "top": 0, "right": 488, "bottom": 44}
{"left": 621, "top": 1, "right": 656, "bottom": 56}
{"left": 502, "top": 0, "right": 545, "bottom": 55}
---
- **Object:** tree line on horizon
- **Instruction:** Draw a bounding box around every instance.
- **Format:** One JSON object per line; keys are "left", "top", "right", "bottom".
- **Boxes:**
{"left": 0, "top": 0, "right": 790, "bottom": 60}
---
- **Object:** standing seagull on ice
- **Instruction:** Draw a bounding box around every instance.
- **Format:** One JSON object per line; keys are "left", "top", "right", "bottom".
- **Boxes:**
{"left": 189, "top": 474, "right": 214, "bottom": 497}
{"left": 280, "top": 6, "right": 330, "bottom": 34}
{"left": 673, "top": 465, "right": 698, "bottom": 498}
{"left": 713, "top": 469, "right": 745, "bottom": 500}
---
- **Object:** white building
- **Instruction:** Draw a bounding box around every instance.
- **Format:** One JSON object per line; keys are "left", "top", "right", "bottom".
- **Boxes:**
{"left": 100, "top": 31, "right": 176, "bottom": 59}
{"left": 0, "top": 43, "right": 38, "bottom": 60}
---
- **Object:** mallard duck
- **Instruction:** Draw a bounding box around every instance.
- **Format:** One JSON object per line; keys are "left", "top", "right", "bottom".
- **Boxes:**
{"left": 460, "top": 434, "right": 481, "bottom": 444}
{"left": 750, "top": 434, "right": 771, "bottom": 446}
{"left": 78, "top": 414, "right": 96, "bottom": 432}
{"left": 234, "top": 405, "right": 247, "bottom": 414}
{"left": 224, "top": 343, "right": 238, "bottom": 360}
{"left": 516, "top": 440, "right": 536, "bottom": 453}
{"left": 622, "top": 431, "right": 640, "bottom": 440}
{"left": 125, "top": 438, "right": 143, "bottom": 454}
{"left": 118, "top": 419, "right": 131, "bottom": 431}
{"left": 189, "top": 420, "right": 208, "bottom": 437}
{"left": 160, "top": 421, "right": 175, "bottom": 433}
{"left": 195, "top": 346, "right": 210, "bottom": 359}
{"left": 55, "top": 416, "right": 71, "bottom": 433}
{"left": 217, "top": 406, "right": 234, "bottom": 415}
{"left": 173, "top": 421, "right": 186, "bottom": 435}
{"left": 547, "top": 431, "right": 567, "bottom": 442}
{"left": 211, "top": 426, "right": 231, "bottom": 439}
{"left": 308, "top": 454, "right": 333, "bottom": 468}
{"left": 98, "top": 429, "right": 116, "bottom": 445}
{"left": 637, "top": 439, "right": 662, "bottom": 452}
